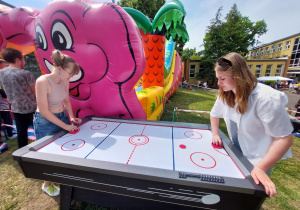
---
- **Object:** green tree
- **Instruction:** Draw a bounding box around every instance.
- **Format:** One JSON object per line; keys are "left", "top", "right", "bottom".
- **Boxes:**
{"left": 118, "top": 0, "right": 165, "bottom": 19}
{"left": 181, "top": 48, "right": 201, "bottom": 61}
{"left": 175, "top": 41, "right": 185, "bottom": 57}
{"left": 198, "top": 7, "right": 224, "bottom": 83}
{"left": 223, "top": 4, "right": 267, "bottom": 55}
{"left": 199, "top": 4, "right": 267, "bottom": 85}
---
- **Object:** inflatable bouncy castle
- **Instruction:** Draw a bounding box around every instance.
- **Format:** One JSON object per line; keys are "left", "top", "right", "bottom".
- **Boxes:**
{"left": 0, "top": 0, "right": 188, "bottom": 120}
{"left": 125, "top": 2, "right": 189, "bottom": 120}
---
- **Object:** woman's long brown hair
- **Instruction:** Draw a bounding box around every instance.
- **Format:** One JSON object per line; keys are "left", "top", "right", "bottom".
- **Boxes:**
{"left": 215, "top": 52, "right": 258, "bottom": 114}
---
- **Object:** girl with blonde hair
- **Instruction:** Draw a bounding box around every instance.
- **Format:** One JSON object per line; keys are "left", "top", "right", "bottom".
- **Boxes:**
{"left": 34, "top": 50, "right": 82, "bottom": 196}
{"left": 210, "top": 52, "right": 293, "bottom": 198}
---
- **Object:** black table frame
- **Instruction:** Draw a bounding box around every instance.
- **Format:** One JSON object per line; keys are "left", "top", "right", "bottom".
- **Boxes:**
{"left": 13, "top": 116, "right": 267, "bottom": 209}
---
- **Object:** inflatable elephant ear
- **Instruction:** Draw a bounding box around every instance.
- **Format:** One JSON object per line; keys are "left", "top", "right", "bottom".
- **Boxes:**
{"left": 0, "top": 6, "right": 40, "bottom": 55}
{"left": 0, "top": 28, "right": 7, "bottom": 50}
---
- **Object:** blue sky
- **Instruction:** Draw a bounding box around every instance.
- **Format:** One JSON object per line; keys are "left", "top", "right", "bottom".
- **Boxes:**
{"left": 5, "top": 0, "right": 300, "bottom": 52}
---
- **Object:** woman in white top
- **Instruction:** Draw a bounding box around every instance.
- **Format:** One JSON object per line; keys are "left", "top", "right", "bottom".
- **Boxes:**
{"left": 210, "top": 52, "right": 293, "bottom": 198}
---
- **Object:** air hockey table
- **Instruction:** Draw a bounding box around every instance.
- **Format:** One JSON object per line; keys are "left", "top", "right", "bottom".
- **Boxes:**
{"left": 13, "top": 116, "right": 267, "bottom": 209}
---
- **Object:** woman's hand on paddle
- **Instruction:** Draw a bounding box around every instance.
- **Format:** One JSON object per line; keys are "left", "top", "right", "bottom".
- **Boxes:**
{"left": 212, "top": 134, "right": 222, "bottom": 146}
{"left": 63, "top": 124, "right": 77, "bottom": 132}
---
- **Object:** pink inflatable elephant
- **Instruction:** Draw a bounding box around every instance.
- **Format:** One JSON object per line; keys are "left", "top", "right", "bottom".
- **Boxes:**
{"left": 0, "top": 0, "right": 146, "bottom": 119}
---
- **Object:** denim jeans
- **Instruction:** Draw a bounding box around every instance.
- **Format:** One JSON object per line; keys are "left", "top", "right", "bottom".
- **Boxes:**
{"left": 34, "top": 111, "right": 70, "bottom": 140}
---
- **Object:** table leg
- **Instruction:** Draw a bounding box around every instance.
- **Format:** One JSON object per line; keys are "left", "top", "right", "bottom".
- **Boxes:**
{"left": 60, "top": 185, "right": 73, "bottom": 210}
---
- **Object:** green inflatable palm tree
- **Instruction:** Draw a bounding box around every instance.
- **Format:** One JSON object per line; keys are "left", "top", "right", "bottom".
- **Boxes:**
{"left": 124, "top": 1, "right": 189, "bottom": 89}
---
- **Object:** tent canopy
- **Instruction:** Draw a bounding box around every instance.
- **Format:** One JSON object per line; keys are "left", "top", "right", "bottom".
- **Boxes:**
{"left": 257, "top": 76, "right": 293, "bottom": 81}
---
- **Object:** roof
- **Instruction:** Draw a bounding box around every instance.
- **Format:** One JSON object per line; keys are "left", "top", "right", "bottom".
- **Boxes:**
{"left": 246, "top": 58, "right": 288, "bottom": 62}
{"left": 250, "top": 32, "right": 300, "bottom": 51}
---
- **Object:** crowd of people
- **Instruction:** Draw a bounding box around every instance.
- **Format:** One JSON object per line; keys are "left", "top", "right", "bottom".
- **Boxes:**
{"left": 182, "top": 79, "right": 208, "bottom": 90}
{"left": 0, "top": 49, "right": 296, "bottom": 200}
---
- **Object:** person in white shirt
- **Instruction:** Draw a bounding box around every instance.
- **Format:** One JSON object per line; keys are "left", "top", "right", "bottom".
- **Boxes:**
{"left": 197, "top": 80, "right": 201, "bottom": 88}
{"left": 289, "top": 82, "right": 294, "bottom": 92}
{"left": 203, "top": 81, "right": 207, "bottom": 90}
{"left": 210, "top": 52, "right": 293, "bottom": 198}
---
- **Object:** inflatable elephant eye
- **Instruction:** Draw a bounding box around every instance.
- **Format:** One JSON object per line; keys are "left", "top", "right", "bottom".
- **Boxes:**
{"left": 35, "top": 24, "right": 48, "bottom": 50}
{"left": 51, "top": 20, "right": 73, "bottom": 51}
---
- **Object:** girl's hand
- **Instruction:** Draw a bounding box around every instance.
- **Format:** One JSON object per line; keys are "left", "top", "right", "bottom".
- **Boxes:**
{"left": 251, "top": 166, "right": 276, "bottom": 198}
{"left": 63, "top": 123, "right": 78, "bottom": 132}
{"left": 212, "top": 134, "right": 222, "bottom": 146}
{"left": 70, "top": 117, "right": 82, "bottom": 124}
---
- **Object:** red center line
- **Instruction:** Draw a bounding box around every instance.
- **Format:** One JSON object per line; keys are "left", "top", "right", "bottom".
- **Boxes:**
{"left": 141, "top": 125, "right": 147, "bottom": 135}
{"left": 126, "top": 145, "right": 137, "bottom": 164}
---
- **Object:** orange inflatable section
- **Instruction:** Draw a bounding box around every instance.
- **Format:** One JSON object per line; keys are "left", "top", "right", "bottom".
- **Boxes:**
{"left": 142, "top": 35, "right": 165, "bottom": 89}
{"left": 0, "top": 42, "right": 35, "bottom": 57}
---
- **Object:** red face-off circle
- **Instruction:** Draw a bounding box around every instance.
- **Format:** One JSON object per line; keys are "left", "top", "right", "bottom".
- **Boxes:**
{"left": 190, "top": 152, "right": 216, "bottom": 169}
{"left": 129, "top": 135, "right": 149, "bottom": 146}
{"left": 91, "top": 123, "right": 107, "bottom": 130}
{"left": 61, "top": 139, "right": 85, "bottom": 151}
{"left": 184, "top": 131, "right": 202, "bottom": 139}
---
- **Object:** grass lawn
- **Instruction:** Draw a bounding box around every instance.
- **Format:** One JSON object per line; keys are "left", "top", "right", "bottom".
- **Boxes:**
{"left": 0, "top": 87, "right": 299, "bottom": 209}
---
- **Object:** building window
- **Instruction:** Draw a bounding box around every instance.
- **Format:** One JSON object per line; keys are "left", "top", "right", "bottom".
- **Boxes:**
{"left": 199, "top": 64, "right": 204, "bottom": 73}
{"left": 251, "top": 52, "right": 254, "bottom": 57}
{"left": 265, "top": 47, "right": 269, "bottom": 54}
{"left": 265, "top": 65, "right": 272, "bottom": 76}
{"left": 248, "top": 65, "right": 252, "bottom": 71}
{"left": 190, "top": 65, "right": 195, "bottom": 78}
{"left": 293, "top": 38, "right": 299, "bottom": 51}
{"left": 270, "top": 45, "right": 275, "bottom": 53}
{"left": 285, "top": 41, "right": 291, "bottom": 50}
{"left": 275, "top": 65, "right": 283, "bottom": 76}
{"left": 260, "top": 49, "right": 264, "bottom": 56}
{"left": 255, "top": 65, "right": 262, "bottom": 77}
{"left": 277, "top": 43, "right": 282, "bottom": 52}
{"left": 290, "top": 37, "right": 300, "bottom": 67}
{"left": 256, "top": 50, "right": 259, "bottom": 56}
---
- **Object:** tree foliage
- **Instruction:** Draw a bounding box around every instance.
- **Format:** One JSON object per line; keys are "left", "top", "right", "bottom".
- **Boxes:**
{"left": 199, "top": 4, "right": 267, "bottom": 84}
{"left": 118, "top": 0, "right": 165, "bottom": 19}
{"left": 181, "top": 48, "right": 201, "bottom": 61}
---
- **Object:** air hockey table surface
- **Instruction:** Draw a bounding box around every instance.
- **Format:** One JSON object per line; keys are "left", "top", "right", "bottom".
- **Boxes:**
{"left": 13, "top": 116, "right": 267, "bottom": 209}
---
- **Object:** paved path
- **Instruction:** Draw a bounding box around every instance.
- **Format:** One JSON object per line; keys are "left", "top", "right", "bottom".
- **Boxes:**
{"left": 284, "top": 89, "right": 300, "bottom": 112}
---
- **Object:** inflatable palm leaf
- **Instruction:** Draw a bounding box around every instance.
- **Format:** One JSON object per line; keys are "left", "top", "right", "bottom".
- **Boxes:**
{"left": 152, "top": 0, "right": 185, "bottom": 32}
{"left": 123, "top": 7, "right": 152, "bottom": 34}
{"left": 166, "top": 24, "right": 189, "bottom": 42}
{"left": 123, "top": 0, "right": 189, "bottom": 42}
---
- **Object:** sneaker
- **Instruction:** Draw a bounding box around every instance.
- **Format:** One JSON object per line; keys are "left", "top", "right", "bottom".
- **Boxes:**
{"left": 42, "top": 183, "right": 60, "bottom": 197}
{"left": 0, "top": 142, "right": 9, "bottom": 154}
{"left": 8, "top": 134, "right": 18, "bottom": 139}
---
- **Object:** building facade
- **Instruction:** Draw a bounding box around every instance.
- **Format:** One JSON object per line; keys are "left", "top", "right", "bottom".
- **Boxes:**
{"left": 182, "top": 33, "right": 300, "bottom": 83}
{"left": 182, "top": 59, "right": 204, "bottom": 84}
{"left": 246, "top": 32, "right": 300, "bottom": 80}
